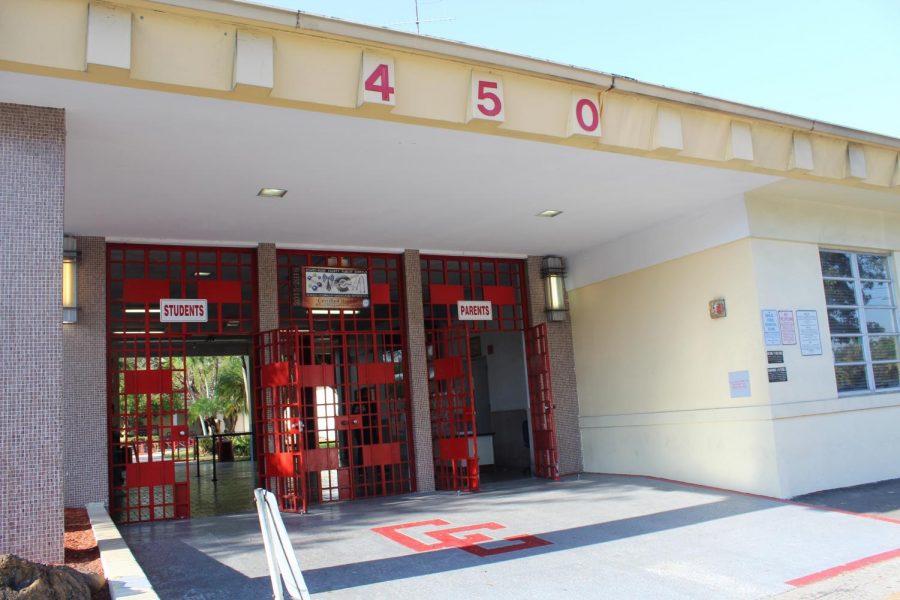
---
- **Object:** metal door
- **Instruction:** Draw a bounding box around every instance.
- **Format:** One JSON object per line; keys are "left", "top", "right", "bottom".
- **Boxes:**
{"left": 254, "top": 329, "right": 412, "bottom": 510}
{"left": 427, "top": 327, "right": 479, "bottom": 491}
{"left": 254, "top": 329, "right": 307, "bottom": 513}
{"left": 108, "top": 336, "right": 191, "bottom": 523}
{"left": 525, "top": 323, "right": 559, "bottom": 480}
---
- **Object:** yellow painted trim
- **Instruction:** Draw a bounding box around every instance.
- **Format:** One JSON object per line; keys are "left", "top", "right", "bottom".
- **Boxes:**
{"left": 1, "top": 0, "right": 898, "bottom": 195}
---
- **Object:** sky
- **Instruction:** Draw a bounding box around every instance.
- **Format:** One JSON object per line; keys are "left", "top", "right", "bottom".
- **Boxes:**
{"left": 256, "top": 0, "right": 900, "bottom": 139}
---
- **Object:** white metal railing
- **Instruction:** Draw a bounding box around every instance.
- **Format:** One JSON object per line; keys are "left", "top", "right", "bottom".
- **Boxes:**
{"left": 254, "top": 488, "right": 310, "bottom": 600}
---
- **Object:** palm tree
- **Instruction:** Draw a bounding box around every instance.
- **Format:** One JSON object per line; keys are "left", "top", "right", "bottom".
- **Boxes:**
{"left": 215, "top": 358, "right": 249, "bottom": 432}
{"left": 186, "top": 355, "right": 250, "bottom": 434}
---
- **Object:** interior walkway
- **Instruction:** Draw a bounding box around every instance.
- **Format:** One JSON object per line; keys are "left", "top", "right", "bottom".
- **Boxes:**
{"left": 190, "top": 459, "right": 256, "bottom": 518}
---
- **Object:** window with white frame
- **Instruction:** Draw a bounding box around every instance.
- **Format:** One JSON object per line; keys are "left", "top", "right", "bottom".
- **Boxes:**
{"left": 820, "top": 249, "right": 900, "bottom": 393}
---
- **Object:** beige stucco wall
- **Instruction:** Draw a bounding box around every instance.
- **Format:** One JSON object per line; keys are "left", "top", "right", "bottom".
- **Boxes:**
{"left": 571, "top": 194, "right": 900, "bottom": 499}
{"left": 570, "top": 239, "right": 784, "bottom": 496}
{"left": 746, "top": 195, "right": 900, "bottom": 497}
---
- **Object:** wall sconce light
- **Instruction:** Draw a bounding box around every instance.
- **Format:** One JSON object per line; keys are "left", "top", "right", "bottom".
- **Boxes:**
{"left": 62, "top": 235, "right": 80, "bottom": 323}
{"left": 541, "top": 256, "right": 568, "bottom": 322}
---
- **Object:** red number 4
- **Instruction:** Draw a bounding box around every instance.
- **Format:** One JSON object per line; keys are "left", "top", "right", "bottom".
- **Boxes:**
{"left": 476, "top": 80, "right": 502, "bottom": 117}
{"left": 365, "top": 64, "right": 394, "bottom": 102}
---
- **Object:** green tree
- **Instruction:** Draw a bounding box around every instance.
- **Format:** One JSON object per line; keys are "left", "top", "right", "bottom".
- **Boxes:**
{"left": 186, "top": 355, "right": 250, "bottom": 434}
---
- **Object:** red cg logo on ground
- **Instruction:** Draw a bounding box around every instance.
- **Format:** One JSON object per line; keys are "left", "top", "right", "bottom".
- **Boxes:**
{"left": 373, "top": 519, "right": 552, "bottom": 557}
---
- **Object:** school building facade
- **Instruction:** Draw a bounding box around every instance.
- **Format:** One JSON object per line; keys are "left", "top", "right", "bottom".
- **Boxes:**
{"left": 1, "top": 0, "right": 899, "bottom": 564}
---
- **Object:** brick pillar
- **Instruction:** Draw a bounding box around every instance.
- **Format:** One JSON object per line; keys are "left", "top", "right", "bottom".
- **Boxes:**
{"left": 0, "top": 103, "right": 66, "bottom": 563}
{"left": 403, "top": 250, "right": 435, "bottom": 492}
{"left": 526, "top": 256, "right": 583, "bottom": 476}
{"left": 257, "top": 243, "right": 278, "bottom": 331}
{"left": 63, "top": 236, "right": 107, "bottom": 507}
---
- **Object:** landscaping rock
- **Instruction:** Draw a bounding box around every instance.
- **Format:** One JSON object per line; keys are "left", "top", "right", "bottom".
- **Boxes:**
{"left": 0, "top": 554, "right": 104, "bottom": 600}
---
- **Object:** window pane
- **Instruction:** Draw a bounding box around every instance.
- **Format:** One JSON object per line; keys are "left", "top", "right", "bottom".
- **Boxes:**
{"left": 870, "top": 336, "right": 899, "bottom": 361}
{"left": 873, "top": 363, "right": 900, "bottom": 390}
{"left": 820, "top": 251, "right": 852, "bottom": 277}
{"left": 835, "top": 365, "right": 868, "bottom": 392}
{"left": 832, "top": 337, "right": 864, "bottom": 363}
{"left": 857, "top": 254, "right": 889, "bottom": 279}
{"left": 865, "top": 309, "right": 897, "bottom": 333}
{"left": 861, "top": 281, "right": 892, "bottom": 306}
{"left": 823, "top": 280, "right": 856, "bottom": 306}
{"left": 827, "top": 309, "right": 860, "bottom": 333}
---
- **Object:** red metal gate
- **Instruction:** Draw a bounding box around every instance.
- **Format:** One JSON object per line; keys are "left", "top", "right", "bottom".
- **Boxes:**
{"left": 253, "top": 328, "right": 413, "bottom": 511}
{"left": 107, "top": 244, "right": 258, "bottom": 523}
{"left": 427, "top": 327, "right": 479, "bottom": 491}
{"left": 108, "top": 336, "right": 191, "bottom": 522}
{"left": 525, "top": 323, "right": 559, "bottom": 480}
{"left": 253, "top": 329, "right": 307, "bottom": 513}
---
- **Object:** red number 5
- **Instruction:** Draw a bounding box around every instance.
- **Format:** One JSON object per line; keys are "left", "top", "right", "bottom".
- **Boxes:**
{"left": 476, "top": 81, "right": 502, "bottom": 117}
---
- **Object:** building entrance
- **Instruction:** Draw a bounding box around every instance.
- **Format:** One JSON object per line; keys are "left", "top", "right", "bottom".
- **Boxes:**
{"left": 107, "top": 244, "right": 258, "bottom": 524}
{"left": 421, "top": 256, "right": 560, "bottom": 492}
{"left": 256, "top": 250, "right": 414, "bottom": 513}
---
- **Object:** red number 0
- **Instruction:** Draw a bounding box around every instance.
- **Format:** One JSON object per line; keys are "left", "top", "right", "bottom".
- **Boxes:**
{"left": 476, "top": 80, "right": 502, "bottom": 117}
{"left": 575, "top": 98, "right": 599, "bottom": 132}
{"left": 365, "top": 64, "right": 394, "bottom": 102}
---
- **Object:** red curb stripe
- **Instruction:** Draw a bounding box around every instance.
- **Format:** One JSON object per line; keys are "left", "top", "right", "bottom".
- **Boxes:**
{"left": 785, "top": 547, "right": 900, "bottom": 587}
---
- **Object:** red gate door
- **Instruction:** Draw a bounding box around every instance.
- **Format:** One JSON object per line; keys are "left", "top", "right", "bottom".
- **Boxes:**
{"left": 253, "top": 329, "right": 307, "bottom": 513}
{"left": 427, "top": 327, "right": 479, "bottom": 491}
{"left": 525, "top": 323, "right": 559, "bottom": 480}
{"left": 109, "top": 336, "right": 191, "bottom": 523}
{"left": 297, "top": 331, "right": 414, "bottom": 503}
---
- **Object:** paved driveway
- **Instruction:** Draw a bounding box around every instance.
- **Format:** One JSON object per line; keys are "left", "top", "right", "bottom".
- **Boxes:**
{"left": 122, "top": 474, "right": 900, "bottom": 599}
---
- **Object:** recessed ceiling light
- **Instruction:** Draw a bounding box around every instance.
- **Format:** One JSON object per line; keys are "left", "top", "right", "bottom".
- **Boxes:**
{"left": 125, "top": 308, "right": 161, "bottom": 314}
{"left": 258, "top": 188, "right": 287, "bottom": 198}
{"left": 193, "top": 271, "right": 211, "bottom": 277}
{"left": 537, "top": 210, "right": 563, "bottom": 218}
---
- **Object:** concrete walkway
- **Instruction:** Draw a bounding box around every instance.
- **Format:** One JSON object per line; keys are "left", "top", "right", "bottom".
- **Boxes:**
{"left": 121, "top": 475, "right": 900, "bottom": 599}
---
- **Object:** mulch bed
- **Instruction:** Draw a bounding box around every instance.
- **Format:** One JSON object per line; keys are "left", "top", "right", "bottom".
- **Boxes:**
{"left": 64, "top": 508, "right": 110, "bottom": 600}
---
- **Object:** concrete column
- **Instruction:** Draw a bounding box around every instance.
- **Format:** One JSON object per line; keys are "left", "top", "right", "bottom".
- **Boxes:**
{"left": 526, "top": 256, "right": 583, "bottom": 476}
{"left": 403, "top": 250, "right": 435, "bottom": 491}
{"left": 63, "top": 236, "right": 107, "bottom": 507}
{"left": 257, "top": 243, "right": 278, "bottom": 331}
{"left": 0, "top": 103, "right": 66, "bottom": 563}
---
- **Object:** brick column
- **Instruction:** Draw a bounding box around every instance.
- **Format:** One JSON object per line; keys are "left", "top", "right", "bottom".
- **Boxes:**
{"left": 63, "top": 236, "right": 107, "bottom": 507}
{"left": 257, "top": 243, "right": 278, "bottom": 331}
{"left": 526, "top": 256, "right": 583, "bottom": 476}
{"left": 0, "top": 103, "right": 66, "bottom": 563}
{"left": 403, "top": 250, "right": 435, "bottom": 491}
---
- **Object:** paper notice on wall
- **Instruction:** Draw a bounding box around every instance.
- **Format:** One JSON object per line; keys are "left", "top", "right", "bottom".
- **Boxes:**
{"left": 796, "top": 310, "right": 823, "bottom": 356}
{"left": 728, "top": 370, "right": 752, "bottom": 398}
{"left": 778, "top": 310, "right": 797, "bottom": 345}
{"left": 761, "top": 310, "right": 781, "bottom": 346}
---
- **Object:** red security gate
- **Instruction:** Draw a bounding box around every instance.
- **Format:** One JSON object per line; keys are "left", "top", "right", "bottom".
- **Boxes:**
{"left": 108, "top": 336, "right": 191, "bottom": 523}
{"left": 107, "top": 244, "right": 258, "bottom": 523}
{"left": 525, "top": 324, "right": 559, "bottom": 480}
{"left": 254, "top": 328, "right": 413, "bottom": 511}
{"left": 254, "top": 329, "right": 306, "bottom": 512}
{"left": 421, "top": 255, "right": 559, "bottom": 486}
{"left": 427, "top": 327, "right": 478, "bottom": 491}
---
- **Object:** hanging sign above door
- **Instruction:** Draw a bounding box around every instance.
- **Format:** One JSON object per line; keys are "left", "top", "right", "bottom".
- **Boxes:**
{"left": 457, "top": 300, "right": 493, "bottom": 321}
{"left": 160, "top": 299, "right": 208, "bottom": 322}
{"left": 301, "top": 267, "right": 370, "bottom": 310}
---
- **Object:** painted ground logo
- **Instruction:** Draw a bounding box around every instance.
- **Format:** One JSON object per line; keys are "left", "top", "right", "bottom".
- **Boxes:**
{"left": 373, "top": 519, "right": 552, "bottom": 557}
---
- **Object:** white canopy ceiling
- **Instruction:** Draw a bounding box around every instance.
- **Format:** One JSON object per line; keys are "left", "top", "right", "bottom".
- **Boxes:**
{"left": 3, "top": 70, "right": 778, "bottom": 259}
